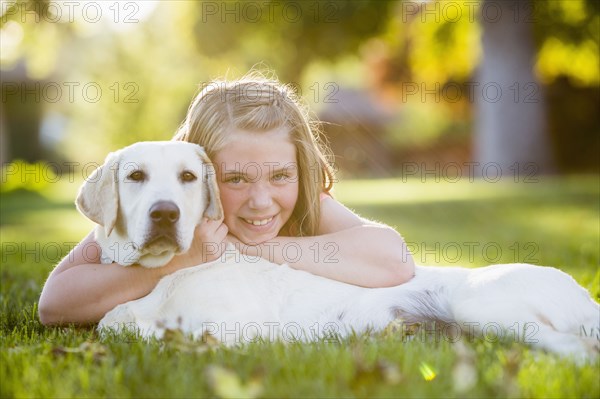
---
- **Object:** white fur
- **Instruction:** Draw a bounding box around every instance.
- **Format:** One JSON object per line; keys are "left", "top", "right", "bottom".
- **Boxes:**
{"left": 89, "top": 142, "right": 599, "bottom": 362}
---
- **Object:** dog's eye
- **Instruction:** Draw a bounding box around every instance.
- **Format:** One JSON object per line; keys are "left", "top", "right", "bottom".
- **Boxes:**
{"left": 181, "top": 171, "right": 197, "bottom": 182}
{"left": 128, "top": 171, "right": 146, "bottom": 182}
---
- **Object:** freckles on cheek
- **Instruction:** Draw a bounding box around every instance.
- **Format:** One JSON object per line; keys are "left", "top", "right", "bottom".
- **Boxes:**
{"left": 217, "top": 187, "right": 238, "bottom": 221}
{"left": 288, "top": 184, "right": 300, "bottom": 208}
{"left": 217, "top": 193, "right": 230, "bottom": 214}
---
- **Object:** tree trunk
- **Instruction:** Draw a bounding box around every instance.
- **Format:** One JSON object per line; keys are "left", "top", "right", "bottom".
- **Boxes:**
{"left": 475, "top": 0, "right": 554, "bottom": 177}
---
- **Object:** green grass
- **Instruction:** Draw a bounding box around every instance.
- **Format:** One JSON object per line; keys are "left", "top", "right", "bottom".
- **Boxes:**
{"left": 1, "top": 176, "right": 599, "bottom": 398}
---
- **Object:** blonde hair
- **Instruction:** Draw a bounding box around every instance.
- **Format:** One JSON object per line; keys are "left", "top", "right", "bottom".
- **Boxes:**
{"left": 174, "top": 73, "right": 335, "bottom": 237}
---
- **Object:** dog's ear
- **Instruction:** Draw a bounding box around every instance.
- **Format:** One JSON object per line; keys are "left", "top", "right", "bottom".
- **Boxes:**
{"left": 76, "top": 151, "right": 121, "bottom": 236}
{"left": 195, "top": 147, "right": 223, "bottom": 220}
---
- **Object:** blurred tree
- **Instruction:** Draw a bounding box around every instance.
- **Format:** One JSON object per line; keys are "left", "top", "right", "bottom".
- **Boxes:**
{"left": 1, "top": 1, "right": 210, "bottom": 163}
{"left": 475, "top": 0, "right": 554, "bottom": 175}
{"left": 1, "top": 1, "right": 396, "bottom": 164}
{"left": 1, "top": 62, "right": 44, "bottom": 163}
{"left": 1, "top": 0, "right": 62, "bottom": 164}
{"left": 367, "top": 0, "right": 598, "bottom": 174}
{"left": 534, "top": 0, "right": 600, "bottom": 172}
{"left": 1, "top": 0, "right": 597, "bottom": 174}
{"left": 190, "top": 0, "right": 393, "bottom": 82}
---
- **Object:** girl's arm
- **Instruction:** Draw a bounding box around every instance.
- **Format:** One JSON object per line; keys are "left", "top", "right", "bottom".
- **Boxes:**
{"left": 235, "top": 197, "right": 415, "bottom": 288}
{"left": 38, "top": 219, "right": 228, "bottom": 325}
{"left": 38, "top": 231, "right": 165, "bottom": 325}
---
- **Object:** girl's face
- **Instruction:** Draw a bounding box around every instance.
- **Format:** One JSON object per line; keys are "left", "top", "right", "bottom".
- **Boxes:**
{"left": 213, "top": 127, "right": 299, "bottom": 244}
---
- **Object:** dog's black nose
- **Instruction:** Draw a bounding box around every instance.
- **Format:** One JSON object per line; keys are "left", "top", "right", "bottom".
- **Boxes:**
{"left": 149, "top": 201, "right": 180, "bottom": 226}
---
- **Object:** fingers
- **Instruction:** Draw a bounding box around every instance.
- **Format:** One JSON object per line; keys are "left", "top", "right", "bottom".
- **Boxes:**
{"left": 202, "top": 216, "right": 224, "bottom": 227}
{"left": 214, "top": 222, "right": 229, "bottom": 241}
{"left": 196, "top": 218, "right": 228, "bottom": 242}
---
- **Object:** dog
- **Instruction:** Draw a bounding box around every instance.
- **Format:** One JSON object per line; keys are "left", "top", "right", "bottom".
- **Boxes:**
{"left": 77, "top": 141, "right": 599, "bottom": 361}
{"left": 76, "top": 141, "right": 222, "bottom": 267}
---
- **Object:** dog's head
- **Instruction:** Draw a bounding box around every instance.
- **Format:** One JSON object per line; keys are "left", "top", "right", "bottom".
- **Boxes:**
{"left": 76, "top": 141, "right": 222, "bottom": 267}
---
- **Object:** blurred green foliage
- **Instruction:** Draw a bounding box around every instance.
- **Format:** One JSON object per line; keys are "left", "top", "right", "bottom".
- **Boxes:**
{"left": 0, "top": 160, "right": 57, "bottom": 193}
{"left": 0, "top": 0, "right": 598, "bottom": 168}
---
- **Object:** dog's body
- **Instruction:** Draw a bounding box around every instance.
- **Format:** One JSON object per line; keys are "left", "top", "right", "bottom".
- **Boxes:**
{"left": 99, "top": 250, "right": 599, "bottom": 360}
{"left": 77, "top": 142, "right": 599, "bottom": 361}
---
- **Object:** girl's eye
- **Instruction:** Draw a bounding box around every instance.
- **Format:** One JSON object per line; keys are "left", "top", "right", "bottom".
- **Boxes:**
{"left": 181, "top": 171, "right": 197, "bottom": 182}
{"left": 272, "top": 173, "right": 288, "bottom": 182}
{"left": 128, "top": 170, "right": 145, "bottom": 182}
{"left": 225, "top": 175, "right": 243, "bottom": 184}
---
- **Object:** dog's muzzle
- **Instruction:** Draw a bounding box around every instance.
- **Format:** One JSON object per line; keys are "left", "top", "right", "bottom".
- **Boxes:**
{"left": 144, "top": 201, "right": 181, "bottom": 254}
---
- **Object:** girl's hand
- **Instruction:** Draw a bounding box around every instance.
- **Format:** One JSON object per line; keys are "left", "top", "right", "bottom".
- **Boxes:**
{"left": 194, "top": 217, "right": 229, "bottom": 262}
{"left": 162, "top": 218, "right": 228, "bottom": 274}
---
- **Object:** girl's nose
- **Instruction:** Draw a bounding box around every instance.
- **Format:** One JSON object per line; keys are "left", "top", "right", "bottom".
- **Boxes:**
{"left": 247, "top": 184, "right": 272, "bottom": 210}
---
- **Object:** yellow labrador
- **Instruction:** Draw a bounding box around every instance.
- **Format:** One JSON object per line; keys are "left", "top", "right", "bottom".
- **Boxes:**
{"left": 76, "top": 141, "right": 222, "bottom": 267}
{"left": 79, "top": 142, "right": 599, "bottom": 362}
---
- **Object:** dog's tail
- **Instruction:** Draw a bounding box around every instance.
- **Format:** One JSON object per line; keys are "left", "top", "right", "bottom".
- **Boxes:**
{"left": 390, "top": 287, "right": 455, "bottom": 326}
{"left": 388, "top": 265, "right": 458, "bottom": 326}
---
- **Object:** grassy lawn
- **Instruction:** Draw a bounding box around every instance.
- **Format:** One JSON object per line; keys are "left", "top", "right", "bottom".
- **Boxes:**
{"left": 1, "top": 175, "right": 599, "bottom": 398}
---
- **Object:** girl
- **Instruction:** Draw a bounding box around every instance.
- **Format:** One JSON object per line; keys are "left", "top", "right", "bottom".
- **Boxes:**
{"left": 38, "top": 73, "right": 415, "bottom": 326}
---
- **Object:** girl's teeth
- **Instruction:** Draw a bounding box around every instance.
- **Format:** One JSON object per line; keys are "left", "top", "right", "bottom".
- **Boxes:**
{"left": 245, "top": 218, "right": 272, "bottom": 226}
